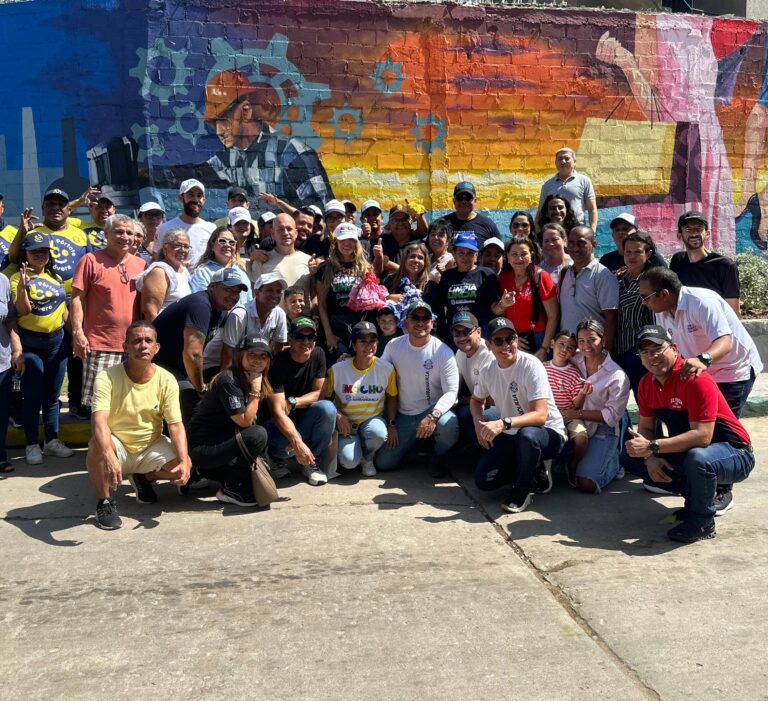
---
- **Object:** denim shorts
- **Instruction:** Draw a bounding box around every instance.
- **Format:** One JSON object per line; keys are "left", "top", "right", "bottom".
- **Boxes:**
{"left": 576, "top": 423, "right": 620, "bottom": 492}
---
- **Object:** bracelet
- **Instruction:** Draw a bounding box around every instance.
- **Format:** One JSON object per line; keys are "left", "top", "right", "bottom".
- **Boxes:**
{"left": 248, "top": 391, "right": 262, "bottom": 400}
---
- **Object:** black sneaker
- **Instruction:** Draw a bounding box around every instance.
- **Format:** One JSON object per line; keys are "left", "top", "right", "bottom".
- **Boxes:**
{"left": 672, "top": 507, "right": 691, "bottom": 521}
{"left": 95, "top": 498, "right": 122, "bottom": 530}
{"left": 714, "top": 486, "right": 734, "bottom": 516}
{"left": 216, "top": 486, "right": 257, "bottom": 507}
{"left": 128, "top": 473, "right": 157, "bottom": 504}
{"left": 667, "top": 520, "right": 716, "bottom": 543}
{"left": 534, "top": 460, "right": 553, "bottom": 494}
{"left": 501, "top": 488, "right": 533, "bottom": 514}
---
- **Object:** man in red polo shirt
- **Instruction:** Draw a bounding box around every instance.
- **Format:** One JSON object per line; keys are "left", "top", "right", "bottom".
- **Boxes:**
{"left": 621, "top": 325, "right": 755, "bottom": 543}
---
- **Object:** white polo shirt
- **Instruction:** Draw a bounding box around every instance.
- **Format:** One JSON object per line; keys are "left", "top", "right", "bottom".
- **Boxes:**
{"left": 655, "top": 286, "right": 763, "bottom": 383}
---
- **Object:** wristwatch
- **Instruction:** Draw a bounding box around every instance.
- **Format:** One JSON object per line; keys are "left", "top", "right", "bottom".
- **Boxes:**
{"left": 287, "top": 396, "right": 297, "bottom": 410}
{"left": 429, "top": 409, "right": 441, "bottom": 422}
{"left": 502, "top": 417, "right": 513, "bottom": 431}
{"left": 388, "top": 418, "right": 397, "bottom": 427}
{"left": 649, "top": 440, "right": 661, "bottom": 456}
{"left": 697, "top": 352, "right": 713, "bottom": 367}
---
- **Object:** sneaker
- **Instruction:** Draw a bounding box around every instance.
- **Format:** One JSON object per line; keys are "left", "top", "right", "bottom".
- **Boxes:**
{"left": 714, "top": 486, "right": 734, "bottom": 516}
{"left": 672, "top": 507, "right": 691, "bottom": 521}
{"left": 534, "top": 460, "right": 553, "bottom": 494}
{"left": 643, "top": 482, "right": 676, "bottom": 496}
{"left": 95, "top": 498, "right": 122, "bottom": 530}
{"left": 361, "top": 460, "right": 377, "bottom": 477}
{"left": 614, "top": 466, "right": 625, "bottom": 480}
{"left": 128, "top": 473, "right": 158, "bottom": 504}
{"left": 25, "top": 444, "right": 43, "bottom": 465}
{"left": 427, "top": 453, "right": 448, "bottom": 478}
{"left": 269, "top": 461, "right": 291, "bottom": 479}
{"left": 501, "top": 488, "right": 533, "bottom": 514}
{"left": 70, "top": 405, "right": 91, "bottom": 421}
{"left": 43, "top": 438, "right": 74, "bottom": 458}
{"left": 301, "top": 464, "right": 328, "bottom": 486}
{"left": 667, "top": 520, "right": 716, "bottom": 543}
{"left": 216, "top": 487, "right": 257, "bottom": 507}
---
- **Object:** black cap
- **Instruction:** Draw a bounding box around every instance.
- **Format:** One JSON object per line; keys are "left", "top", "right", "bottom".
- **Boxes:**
{"left": 451, "top": 311, "right": 479, "bottom": 329}
{"left": 240, "top": 337, "right": 272, "bottom": 355}
{"left": 351, "top": 321, "right": 378, "bottom": 340}
{"left": 487, "top": 317, "right": 517, "bottom": 336}
{"left": 453, "top": 181, "right": 476, "bottom": 196}
{"left": 23, "top": 232, "right": 51, "bottom": 251}
{"left": 677, "top": 210, "right": 708, "bottom": 231}
{"left": 227, "top": 186, "right": 248, "bottom": 200}
{"left": 635, "top": 324, "right": 673, "bottom": 349}
{"left": 289, "top": 316, "right": 318, "bottom": 336}
{"left": 43, "top": 188, "right": 69, "bottom": 203}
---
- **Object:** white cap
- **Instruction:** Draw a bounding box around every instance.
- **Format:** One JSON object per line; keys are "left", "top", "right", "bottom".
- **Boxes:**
{"left": 324, "top": 199, "right": 346, "bottom": 216}
{"left": 138, "top": 201, "right": 165, "bottom": 214}
{"left": 227, "top": 206, "right": 252, "bottom": 226}
{"left": 254, "top": 272, "right": 288, "bottom": 290}
{"left": 361, "top": 199, "right": 381, "bottom": 214}
{"left": 610, "top": 212, "right": 637, "bottom": 229}
{"left": 308, "top": 205, "right": 323, "bottom": 217}
{"left": 179, "top": 178, "right": 205, "bottom": 195}
{"left": 334, "top": 222, "right": 360, "bottom": 241}
{"left": 258, "top": 211, "right": 277, "bottom": 224}
{"left": 483, "top": 237, "right": 505, "bottom": 251}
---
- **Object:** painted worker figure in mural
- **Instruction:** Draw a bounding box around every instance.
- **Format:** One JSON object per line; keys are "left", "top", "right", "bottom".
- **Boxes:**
{"left": 202, "top": 69, "right": 333, "bottom": 209}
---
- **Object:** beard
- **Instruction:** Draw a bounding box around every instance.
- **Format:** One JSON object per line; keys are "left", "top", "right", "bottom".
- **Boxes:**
{"left": 183, "top": 201, "right": 201, "bottom": 218}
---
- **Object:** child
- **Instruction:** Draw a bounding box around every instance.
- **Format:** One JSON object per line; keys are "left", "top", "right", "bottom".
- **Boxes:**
{"left": 375, "top": 304, "right": 401, "bottom": 357}
{"left": 284, "top": 284, "right": 308, "bottom": 322}
{"left": 544, "top": 330, "right": 591, "bottom": 486}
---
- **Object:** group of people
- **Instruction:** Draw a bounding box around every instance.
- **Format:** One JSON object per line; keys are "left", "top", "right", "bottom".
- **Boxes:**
{"left": 0, "top": 146, "right": 761, "bottom": 544}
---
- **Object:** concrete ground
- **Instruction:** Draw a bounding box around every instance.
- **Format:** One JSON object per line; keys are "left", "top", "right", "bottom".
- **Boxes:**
{"left": 1, "top": 417, "right": 767, "bottom": 700}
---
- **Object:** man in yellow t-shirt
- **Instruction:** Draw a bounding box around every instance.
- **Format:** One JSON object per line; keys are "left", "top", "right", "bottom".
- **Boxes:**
{"left": 87, "top": 320, "right": 191, "bottom": 530}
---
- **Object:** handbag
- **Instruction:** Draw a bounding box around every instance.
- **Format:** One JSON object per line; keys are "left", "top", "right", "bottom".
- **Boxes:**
{"left": 234, "top": 430, "right": 279, "bottom": 507}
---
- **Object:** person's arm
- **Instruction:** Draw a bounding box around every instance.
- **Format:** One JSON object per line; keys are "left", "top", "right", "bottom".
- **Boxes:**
{"left": 165, "top": 421, "right": 192, "bottom": 485}
{"left": 228, "top": 375, "right": 266, "bottom": 428}
{"left": 8, "top": 208, "right": 38, "bottom": 264}
{"left": 258, "top": 192, "right": 297, "bottom": 215}
{"left": 13, "top": 267, "right": 32, "bottom": 317}
{"left": 294, "top": 377, "right": 324, "bottom": 410}
{"left": 6, "top": 320, "right": 24, "bottom": 376}
{"left": 267, "top": 391, "right": 315, "bottom": 465}
{"left": 220, "top": 343, "right": 235, "bottom": 372}
{"left": 90, "top": 409, "right": 123, "bottom": 491}
{"left": 476, "top": 397, "right": 549, "bottom": 449}
{"left": 140, "top": 267, "right": 169, "bottom": 321}
{"left": 628, "top": 418, "right": 715, "bottom": 458}
{"left": 537, "top": 295, "right": 560, "bottom": 361}
{"left": 680, "top": 334, "right": 733, "bottom": 379}
{"left": 433, "top": 354, "right": 459, "bottom": 415}
{"left": 725, "top": 298, "right": 740, "bottom": 317}
{"left": 315, "top": 279, "right": 338, "bottom": 351}
{"left": 586, "top": 198, "right": 598, "bottom": 230}
{"left": 69, "top": 287, "right": 90, "bottom": 360}
{"left": 596, "top": 30, "right": 657, "bottom": 119}
{"left": 182, "top": 327, "right": 206, "bottom": 391}
{"left": 601, "top": 308, "right": 617, "bottom": 354}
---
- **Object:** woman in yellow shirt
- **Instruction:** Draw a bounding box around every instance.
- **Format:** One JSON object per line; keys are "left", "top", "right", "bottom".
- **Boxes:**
{"left": 10, "top": 232, "right": 73, "bottom": 465}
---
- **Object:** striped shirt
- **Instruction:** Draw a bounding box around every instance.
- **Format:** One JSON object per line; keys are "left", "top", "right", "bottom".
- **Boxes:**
{"left": 616, "top": 271, "right": 653, "bottom": 356}
{"left": 544, "top": 361, "right": 583, "bottom": 414}
{"left": 325, "top": 357, "right": 398, "bottom": 424}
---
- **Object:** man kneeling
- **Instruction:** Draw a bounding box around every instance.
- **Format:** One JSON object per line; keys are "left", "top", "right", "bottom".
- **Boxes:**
{"left": 87, "top": 321, "right": 191, "bottom": 529}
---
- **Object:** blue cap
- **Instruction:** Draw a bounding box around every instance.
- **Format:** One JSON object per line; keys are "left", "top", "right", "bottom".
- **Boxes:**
{"left": 453, "top": 231, "right": 478, "bottom": 252}
{"left": 43, "top": 188, "right": 70, "bottom": 202}
{"left": 23, "top": 232, "right": 51, "bottom": 251}
{"left": 210, "top": 267, "right": 248, "bottom": 291}
{"left": 453, "top": 181, "right": 476, "bottom": 196}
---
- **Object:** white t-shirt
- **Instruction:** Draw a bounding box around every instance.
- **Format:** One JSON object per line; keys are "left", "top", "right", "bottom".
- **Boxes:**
{"left": 455, "top": 344, "right": 494, "bottom": 395}
{"left": 474, "top": 350, "right": 566, "bottom": 438}
{"left": 382, "top": 335, "right": 459, "bottom": 416}
{"left": 655, "top": 286, "right": 763, "bottom": 383}
{"left": 156, "top": 217, "right": 216, "bottom": 268}
{"left": 249, "top": 249, "right": 311, "bottom": 303}
{"left": 133, "top": 261, "right": 191, "bottom": 314}
{"left": 222, "top": 300, "right": 288, "bottom": 349}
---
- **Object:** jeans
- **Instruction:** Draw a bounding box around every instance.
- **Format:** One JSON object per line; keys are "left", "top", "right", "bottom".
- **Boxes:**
{"left": 190, "top": 424, "right": 268, "bottom": 492}
{"left": 0, "top": 367, "right": 12, "bottom": 462}
{"left": 474, "top": 426, "right": 564, "bottom": 493}
{"left": 576, "top": 423, "right": 620, "bottom": 492}
{"left": 620, "top": 442, "right": 755, "bottom": 527}
{"left": 20, "top": 329, "right": 68, "bottom": 444}
{"left": 267, "top": 400, "right": 337, "bottom": 465}
{"left": 456, "top": 403, "right": 501, "bottom": 443}
{"left": 338, "top": 415, "right": 388, "bottom": 469}
{"left": 375, "top": 409, "right": 459, "bottom": 472}
{"left": 717, "top": 369, "right": 756, "bottom": 419}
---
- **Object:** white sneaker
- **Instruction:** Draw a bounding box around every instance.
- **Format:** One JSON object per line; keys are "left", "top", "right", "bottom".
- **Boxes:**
{"left": 25, "top": 444, "right": 43, "bottom": 465}
{"left": 301, "top": 464, "right": 328, "bottom": 486}
{"left": 43, "top": 439, "right": 74, "bottom": 458}
{"left": 361, "top": 460, "right": 377, "bottom": 477}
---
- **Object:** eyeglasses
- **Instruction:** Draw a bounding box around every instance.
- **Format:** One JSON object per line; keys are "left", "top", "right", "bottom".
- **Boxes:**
{"left": 455, "top": 193, "right": 474, "bottom": 202}
{"left": 409, "top": 314, "right": 432, "bottom": 322}
{"left": 637, "top": 343, "right": 670, "bottom": 359}
{"left": 293, "top": 333, "right": 317, "bottom": 343}
{"left": 170, "top": 243, "right": 191, "bottom": 251}
{"left": 491, "top": 335, "right": 517, "bottom": 347}
{"left": 117, "top": 262, "right": 129, "bottom": 284}
{"left": 640, "top": 290, "right": 658, "bottom": 304}
{"left": 216, "top": 238, "right": 236, "bottom": 247}
{"left": 451, "top": 327, "right": 475, "bottom": 338}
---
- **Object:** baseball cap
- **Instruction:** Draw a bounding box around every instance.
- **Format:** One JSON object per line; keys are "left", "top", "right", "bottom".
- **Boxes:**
{"left": 254, "top": 272, "right": 287, "bottom": 290}
{"left": 342, "top": 199, "right": 357, "bottom": 213}
{"left": 375, "top": 302, "right": 398, "bottom": 317}
{"left": 258, "top": 212, "right": 276, "bottom": 226}
{"left": 308, "top": 204, "right": 323, "bottom": 218}
{"left": 635, "top": 325, "right": 673, "bottom": 349}
{"left": 179, "top": 179, "right": 205, "bottom": 196}
{"left": 453, "top": 181, "right": 476, "bottom": 197}
{"left": 95, "top": 194, "right": 115, "bottom": 205}
{"left": 138, "top": 201, "right": 165, "bottom": 214}
{"left": 483, "top": 237, "right": 504, "bottom": 251}
{"left": 210, "top": 267, "right": 248, "bottom": 291}
{"left": 451, "top": 311, "right": 479, "bottom": 330}
{"left": 240, "top": 337, "right": 272, "bottom": 355}
{"left": 609, "top": 212, "right": 636, "bottom": 229}
{"left": 406, "top": 300, "right": 433, "bottom": 317}
{"left": 351, "top": 321, "right": 378, "bottom": 340}
{"left": 227, "top": 186, "right": 248, "bottom": 200}
{"left": 334, "top": 222, "right": 360, "bottom": 241}
{"left": 389, "top": 205, "right": 410, "bottom": 219}
{"left": 227, "top": 207, "right": 252, "bottom": 226}
{"left": 43, "top": 188, "right": 69, "bottom": 202}
{"left": 324, "top": 199, "right": 346, "bottom": 216}
{"left": 453, "top": 231, "right": 478, "bottom": 252}
{"left": 289, "top": 316, "right": 318, "bottom": 336}
{"left": 487, "top": 317, "right": 517, "bottom": 336}
{"left": 23, "top": 232, "right": 51, "bottom": 251}
{"left": 677, "top": 210, "right": 709, "bottom": 230}
{"left": 361, "top": 199, "right": 381, "bottom": 214}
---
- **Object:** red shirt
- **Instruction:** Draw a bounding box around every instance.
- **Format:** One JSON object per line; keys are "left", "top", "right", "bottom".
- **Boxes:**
{"left": 498, "top": 266, "right": 555, "bottom": 333}
{"left": 72, "top": 250, "right": 146, "bottom": 352}
{"left": 637, "top": 355, "right": 751, "bottom": 447}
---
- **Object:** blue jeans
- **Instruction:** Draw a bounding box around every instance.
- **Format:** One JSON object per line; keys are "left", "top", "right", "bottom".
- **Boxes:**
{"left": 474, "top": 426, "right": 564, "bottom": 492}
{"left": 620, "top": 442, "right": 755, "bottom": 527}
{"left": 0, "top": 367, "right": 12, "bottom": 462}
{"left": 456, "top": 403, "right": 501, "bottom": 443}
{"left": 717, "top": 370, "right": 756, "bottom": 419}
{"left": 20, "top": 329, "right": 68, "bottom": 445}
{"left": 338, "top": 415, "right": 388, "bottom": 469}
{"left": 267, "top": 400, "right": 337, "bottom": 466}
{"left": 375, "top": 409, "right": 459, "bottom": 472}
{"left": 576, "top": 423, "right": 620, "bottom": 492}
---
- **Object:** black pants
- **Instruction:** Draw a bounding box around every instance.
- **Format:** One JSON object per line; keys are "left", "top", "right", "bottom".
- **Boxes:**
{"left": 189, "top": 424, "right": 268, "bottom": 490}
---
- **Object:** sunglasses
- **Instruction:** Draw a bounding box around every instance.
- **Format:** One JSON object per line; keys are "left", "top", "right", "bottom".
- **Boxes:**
{"left": 455, "top": 193, "right": 474, "bottom": 201}
{"left": 409, "top": 314, "right": 432, "bottom": 322}
{"left": 216, "top": 238, "right": 236, "bottom": 247}
{"left": 451, "top": 327, "right": 475, "bottom": 338}
{"left": 491, "top": 334, "right": 517, "bottom": 347}
{"left": 170, "top": 243, "right": 191, "bottom": 251}
{"left": 117, "top": 262, "right": 129, "bottom": 284}
{"left": 293, "top": 333, "right": 317, "bottom": 342}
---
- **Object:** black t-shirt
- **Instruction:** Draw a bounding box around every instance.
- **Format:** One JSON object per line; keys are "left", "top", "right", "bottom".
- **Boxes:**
{"left": 380, "top": 233, "right": 420, "bottom": 266}
{"left": 435, "top": 266, "right": 501, "bottom": 335}
{"left": 443, "top": 212, "right": 500, "bottom": 247}
{"left": 316, "top": 261, "right": 361, "bottom": 318}
{"left": 187, "top": 370, "right": 248, "bottom": 447}
{"left": 153, "top": 291, "right": 224, "bottom": 374}
{"left": 269, "top": 347, "right": 326, "bottom": 418}
{"left": 669, "top": 251, "right": 740, "bottom": 299}
{"left": 599, "top": 249, "right": 668, "bottom": 273}
{"left": 302, "top": 235, "right": 331, "bottom": 258}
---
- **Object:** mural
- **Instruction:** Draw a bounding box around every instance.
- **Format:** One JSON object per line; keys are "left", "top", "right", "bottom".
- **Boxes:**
{"left": 1, "top": 0, "right": 768, "bottom": 257}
